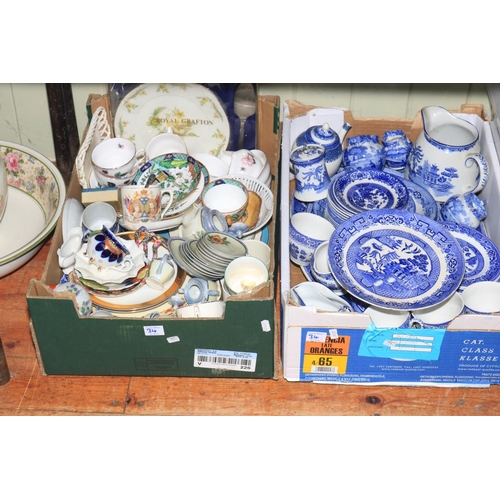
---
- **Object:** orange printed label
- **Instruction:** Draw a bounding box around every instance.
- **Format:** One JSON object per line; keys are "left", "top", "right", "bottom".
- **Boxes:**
{"left": 303, "top": 335, "right": 350, "bottom": 375}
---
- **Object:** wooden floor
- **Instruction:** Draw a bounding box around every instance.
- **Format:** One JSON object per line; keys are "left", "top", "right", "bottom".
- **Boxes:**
{"left": 1, "top": 237, "right": 500, "bottom": 416}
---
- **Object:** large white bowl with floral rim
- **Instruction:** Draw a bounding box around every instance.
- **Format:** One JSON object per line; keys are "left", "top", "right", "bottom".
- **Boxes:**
{"left": 0, "top": 141, "right": 66, "bottom": 278}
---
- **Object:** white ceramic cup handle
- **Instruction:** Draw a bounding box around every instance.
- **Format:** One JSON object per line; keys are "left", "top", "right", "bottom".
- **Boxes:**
{"left": 160, "top": 190, "right": 174, "bottom": 218}
{"left": 466, "top": 153, "right": 489, "bottom": 194}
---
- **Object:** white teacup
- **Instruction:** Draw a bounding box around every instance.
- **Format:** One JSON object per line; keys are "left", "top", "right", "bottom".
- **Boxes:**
{"left": 91, "top": 138, "right": 140, "bottom": 178}
{"left": 176, "top": 301, "right": 225, "bottom": 319}
{"left": 81, "top": 202, "right": 119, "bottom": 241}
{"left": 410, "top": 292, "right": 464, "bottom": 329}
{"left": 145, "top": 255, "right": 175, "bottom": 290}
{"left": 228, "top": 149, "right": 264, "bottom": 178}
{"left": 244, "top": 239, "right": 271, "bottom": 269}
{"left": 191, "top": 153, "right": 229, "bottom": 180}
{"left": 462, "top": 281, "right": 500, "bottom": 314}
{"left": 365, "top": 305, "right": 411, "bottom": 329}
{"left": 224, "top": 255, "right": 269, "bottom": 295}
{"left": 135, "top": 130, "right": 188, "bottom": 165}
{"left": 120, "top": 185, "right": 174, "bottom": 224}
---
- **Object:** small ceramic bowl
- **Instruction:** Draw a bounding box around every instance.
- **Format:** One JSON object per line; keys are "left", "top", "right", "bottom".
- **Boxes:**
{"left": 93, "top": 165, "right": 137, "bottom": 188}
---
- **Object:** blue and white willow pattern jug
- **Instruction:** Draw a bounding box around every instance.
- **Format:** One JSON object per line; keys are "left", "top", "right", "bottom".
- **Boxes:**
{"left": 407, "top": 106, "right": 489, "bottom": 203}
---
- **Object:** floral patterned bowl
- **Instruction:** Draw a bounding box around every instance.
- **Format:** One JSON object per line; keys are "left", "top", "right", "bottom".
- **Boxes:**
{"left": 0, "top": 141, "right": 66, "bottom": 278}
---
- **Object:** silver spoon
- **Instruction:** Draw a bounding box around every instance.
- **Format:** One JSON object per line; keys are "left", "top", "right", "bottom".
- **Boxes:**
{"left": 233, "top": 83, "right": 257, "bottom": 149}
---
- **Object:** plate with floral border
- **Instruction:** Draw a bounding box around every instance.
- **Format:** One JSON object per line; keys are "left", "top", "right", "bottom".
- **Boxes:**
{"left": 440, "top": 221, "right": 500, "bottom": 288}
{"left": 327, "top": 209, "right": 465, "bottom": 310}
{"left": 114, "top": 83, "right": 230, "bottom": 158}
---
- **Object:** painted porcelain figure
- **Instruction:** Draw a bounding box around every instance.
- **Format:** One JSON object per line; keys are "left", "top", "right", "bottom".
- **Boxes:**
{"left": 407, "top": 106, "right": 489, "bottom": 203}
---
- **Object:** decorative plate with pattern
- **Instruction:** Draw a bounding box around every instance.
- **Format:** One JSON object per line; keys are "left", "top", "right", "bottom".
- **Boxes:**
{"left": 440, "top": 221, "right": 500, "bottom": 288}
{"left": 114, "top": 83, "right": 230, "bottom": 158}
{"left": 327, "top": 209, "right": 465, "bottom": 310}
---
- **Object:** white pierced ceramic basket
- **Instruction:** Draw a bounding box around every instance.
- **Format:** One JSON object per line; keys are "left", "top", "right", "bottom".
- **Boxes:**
{"left": 221, "top": 174, "right": 274, "bottom": 236}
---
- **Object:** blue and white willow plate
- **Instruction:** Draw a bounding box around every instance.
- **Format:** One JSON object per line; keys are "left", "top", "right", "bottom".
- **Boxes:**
{"left": 440, "top": 221, "right": 500, "bottom": 288}
{"left": 327, "top": 209, "right": 465, "bottom": 310}
{"left": 331, "top": 168, "right": 409, "bottom": 213}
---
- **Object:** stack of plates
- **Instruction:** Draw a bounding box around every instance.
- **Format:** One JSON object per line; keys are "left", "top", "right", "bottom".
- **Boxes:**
{"left": 168, "top": 232, "right": 248, "bottom": 281}
{"left": 326, "top": 168, "right": 410, "bottom": 227}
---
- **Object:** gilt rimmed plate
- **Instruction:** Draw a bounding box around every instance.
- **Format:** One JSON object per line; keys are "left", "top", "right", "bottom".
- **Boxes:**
{"left": 440, "top": 221, "right": 500, "bottom": 288}
{"left": 114, "top": 83, "right": 230, "bottom": 158}
{"left": 327, "top": 209, "right": 465, "bottom": 310}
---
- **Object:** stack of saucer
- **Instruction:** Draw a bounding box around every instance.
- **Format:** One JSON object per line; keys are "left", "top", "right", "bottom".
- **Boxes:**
{"left": 326, "top": 168, "right": 410, "bottom": 227}
{"left": 168, "top": 231, "right": 248, "bottom": 281}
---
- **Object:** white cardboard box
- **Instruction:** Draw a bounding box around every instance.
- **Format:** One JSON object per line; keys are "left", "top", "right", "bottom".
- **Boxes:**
{"left": 280, "top": 100, "right": 500, "bottom": 386}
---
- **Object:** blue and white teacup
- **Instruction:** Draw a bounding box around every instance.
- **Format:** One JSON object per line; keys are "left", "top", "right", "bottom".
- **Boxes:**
{"left": 289, "top": 212, "right": 335, "bottom": 266}
{"left": 410, "top": 292, "right": 464, "bottom": 329}
{"left": 290, "top": 191, "right": 327, "bottom": 218}
{"left": 310, "top": 241, "right": 342, "bottom": 292}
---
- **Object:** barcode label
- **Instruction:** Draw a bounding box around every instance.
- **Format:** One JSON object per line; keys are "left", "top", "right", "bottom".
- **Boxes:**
{"left": 311, "top": 366, "right": 338, "bottom": 373}
{"left": 194, "top": 349, "right": 257, "bottom": 372}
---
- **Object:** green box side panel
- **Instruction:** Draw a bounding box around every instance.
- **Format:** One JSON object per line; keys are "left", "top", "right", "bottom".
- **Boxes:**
{"left": 27, "top": 297, "right": 276, "bottom": 378}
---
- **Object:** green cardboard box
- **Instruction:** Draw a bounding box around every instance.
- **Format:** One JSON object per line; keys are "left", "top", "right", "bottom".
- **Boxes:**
{"left": 27, "top": 95, "right": 281, "bottom": 378}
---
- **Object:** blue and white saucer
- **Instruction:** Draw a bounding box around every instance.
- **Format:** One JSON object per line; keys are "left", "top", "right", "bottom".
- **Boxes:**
{"left": 440, "top": 221, "right": 500, "bottom": 288}
{"left": 401, "top": 178, "right": 439, "bottom": 220}
{"left": 327, "top": 209, "right": 465, "bottom": 310}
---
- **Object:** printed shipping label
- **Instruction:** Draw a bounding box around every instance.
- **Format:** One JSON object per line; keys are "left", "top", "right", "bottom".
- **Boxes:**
{"left": 194, "top": 349, "right": 257, "bottom": 372}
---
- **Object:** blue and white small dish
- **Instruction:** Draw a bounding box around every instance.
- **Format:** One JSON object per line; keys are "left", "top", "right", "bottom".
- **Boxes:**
{"left": 439, "top": 221, "right": 500, "bottom": 288}
{"left": 327, "top": 209, "right": 465, "bottom": 310}
{"left": 401, "top": 177, "right": 439, "bottom": 220}
{"left": 331, "top": 168, "right": 409, "bottom": 214}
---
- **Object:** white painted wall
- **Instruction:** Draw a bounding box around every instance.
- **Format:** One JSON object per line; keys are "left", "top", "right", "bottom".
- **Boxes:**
{"left": 0, "top": 83, "right": 491, "bottom": 162}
